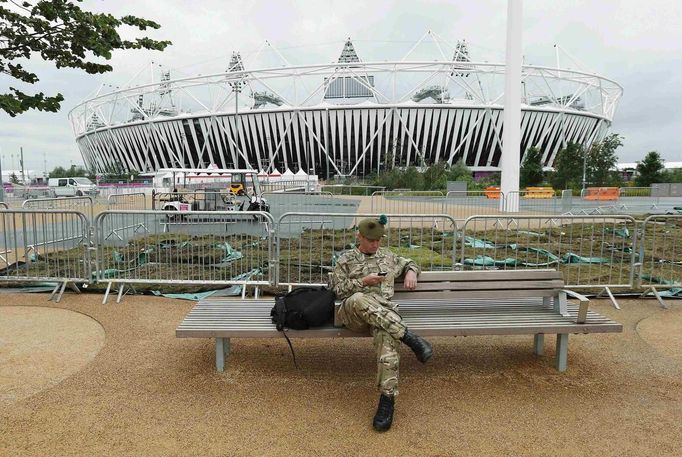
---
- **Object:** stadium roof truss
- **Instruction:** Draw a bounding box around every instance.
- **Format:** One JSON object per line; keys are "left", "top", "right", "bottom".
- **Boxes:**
{"left": 70, "top": 36, "right": 623, "bottom": 176}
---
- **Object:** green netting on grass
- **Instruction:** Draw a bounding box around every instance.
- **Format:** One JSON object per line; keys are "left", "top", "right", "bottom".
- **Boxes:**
{"left": 151, "top": 268, "right": 262, "bottom": 300}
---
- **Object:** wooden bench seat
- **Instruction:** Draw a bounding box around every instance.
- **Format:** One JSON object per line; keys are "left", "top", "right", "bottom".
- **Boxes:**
{"left": 176, "top": 270, "right": 623, "bottom": 372}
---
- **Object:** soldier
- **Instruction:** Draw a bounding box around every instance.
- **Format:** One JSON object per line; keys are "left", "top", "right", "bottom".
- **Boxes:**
{"left": 331, "top": 215, "right": 433, "bottom": 432}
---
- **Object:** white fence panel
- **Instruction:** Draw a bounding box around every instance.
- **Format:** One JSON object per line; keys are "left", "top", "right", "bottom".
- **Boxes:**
{"left": 94, "top": 210, "right": 275, "bottom": 290}
{"left": 0, "top": 209, "right": 91, "bottom": 284}
{"left": 276, "top": 212, "right": 457, "bottom": 287}
{"left": 459, "top": 215, "right": 638, "bottom": 289}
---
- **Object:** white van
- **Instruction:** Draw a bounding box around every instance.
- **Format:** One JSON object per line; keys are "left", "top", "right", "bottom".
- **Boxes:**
{"left": 48, "top": 177, "right": 100, "bottom": 197}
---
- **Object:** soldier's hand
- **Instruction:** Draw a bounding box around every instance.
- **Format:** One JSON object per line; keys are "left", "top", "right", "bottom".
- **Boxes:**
{"left": 404, "top": 270, "right": 418, "bottom": 290}
{"left": 362, "top": 274, "right": 386, "bottom": 286}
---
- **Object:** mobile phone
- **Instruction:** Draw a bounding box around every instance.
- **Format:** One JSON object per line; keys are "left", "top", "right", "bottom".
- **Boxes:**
{"left": 378, "top": 272, "right": 388, "bottom": 276}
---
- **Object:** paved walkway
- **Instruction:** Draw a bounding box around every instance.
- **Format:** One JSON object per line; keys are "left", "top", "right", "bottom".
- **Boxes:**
{"left": 0, "top": 294, "right": 680, "bottom": 456}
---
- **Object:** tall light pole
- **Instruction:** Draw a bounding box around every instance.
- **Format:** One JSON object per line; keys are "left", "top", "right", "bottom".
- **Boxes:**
{"left": 582, "top": 150, "right": 588, "bottom": 191}
{"left": 0, "top": 148, "right": 4, "bottom": 202}
{"left": 20, "top": 146, "right": 25, "bottom": 184}
{"left": 500, "top": 0, "right": 523, "bottom": 212}
{"left": 235, "top": 85, "right": 241, "bottom": 167}
{"left": 228, "top": 51, "right": 245, "bottom": 169}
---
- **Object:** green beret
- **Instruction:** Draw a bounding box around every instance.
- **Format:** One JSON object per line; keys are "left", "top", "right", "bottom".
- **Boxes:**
{"left": 358, "top": 215, "right": 387, "bottom": 240}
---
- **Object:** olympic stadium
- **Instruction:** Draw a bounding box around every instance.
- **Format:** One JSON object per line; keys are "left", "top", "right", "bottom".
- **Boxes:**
{"left": 68, "top": 34, "right": 623, "bottom": 178}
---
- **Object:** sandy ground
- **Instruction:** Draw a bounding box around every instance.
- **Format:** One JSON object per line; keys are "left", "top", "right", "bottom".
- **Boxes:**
{"left": 0, "top": 293, "right": 681, "bottom": 456}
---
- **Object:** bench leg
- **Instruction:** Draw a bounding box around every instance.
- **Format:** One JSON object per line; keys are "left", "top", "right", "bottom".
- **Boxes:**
{"left": 215, "top": 337, "right": 231, "bottom": 372}
{"left": 555, "top": 334, "right": 568, "bottom": 372}
{"left": 534, "top": 334, "right": 544, "bottom": 356}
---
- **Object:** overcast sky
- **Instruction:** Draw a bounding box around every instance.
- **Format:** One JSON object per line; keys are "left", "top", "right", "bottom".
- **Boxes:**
{"left": 2, "top": 0, "right": 681, "bottom": 173}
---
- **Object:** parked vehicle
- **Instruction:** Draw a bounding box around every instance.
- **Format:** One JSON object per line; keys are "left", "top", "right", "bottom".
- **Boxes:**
{"left": 48, "top": 177, "right": 99, "bottom": 197}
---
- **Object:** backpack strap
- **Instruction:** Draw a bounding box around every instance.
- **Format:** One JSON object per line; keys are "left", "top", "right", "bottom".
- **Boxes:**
{"left": 273, "top": 296, "right": 287, "bottom": 331}
{"left": 273, "top": 296, "right": 299, "bottom": 369}
{"left": 281, "top": 330, "right": 298, "bottom": 369}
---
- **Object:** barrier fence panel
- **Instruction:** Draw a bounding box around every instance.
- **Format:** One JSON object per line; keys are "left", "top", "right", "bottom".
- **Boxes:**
{"left": 0, "top": 209, "right": 90, "bottom": 283}
{"left": 276, "top": 212, "right": 457, "bottom": 287}
{"left": 444, "top": 190, "right": 506, "bottom": 221}
{"left": 617, "top": 187, "right": 660, "bottom": 214}
{"left": 98, "top": 186, "right": 153, "bottom": 199}
{"left": 94, "top": 210, "right": 274, "bottom": 289}
{"left": 638, "top": 215, "right": 682, "bottom": 294}
{"left": 370, "top": 191, "right": 445, "bottom": 215}
{"left": 321, "top": 184, "right": 386, "bottom": 196}
{"left": 263, "top": 191, "right": 358, "bottom": 221}
{"left": 505, "top": 191, "right": 563, "bottom": 215}
{"left": 459, "top": 215, "right": 637, "bottom": 289}
{"left": 107, "top": 192, "right": 148, "bottom": 210}
{"left": 22, "top": 196, "right": 94, "bottom": 220}
{"left": 260, "top": 180, "right": 316, "bottom": 193}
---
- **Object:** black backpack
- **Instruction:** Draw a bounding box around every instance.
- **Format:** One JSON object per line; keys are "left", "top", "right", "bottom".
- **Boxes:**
{"left": 270, "top": 286, "right": 336, "bottom": 331}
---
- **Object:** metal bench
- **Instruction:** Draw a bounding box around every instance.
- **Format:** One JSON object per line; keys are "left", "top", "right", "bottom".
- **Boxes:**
{"left": 176, "top": 270, "right": 622, "bottom": 372}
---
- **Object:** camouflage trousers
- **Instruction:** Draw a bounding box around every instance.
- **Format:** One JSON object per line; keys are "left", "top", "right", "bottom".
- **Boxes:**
{"left": 337, "top": 292, "right": 407, "bottom": 397}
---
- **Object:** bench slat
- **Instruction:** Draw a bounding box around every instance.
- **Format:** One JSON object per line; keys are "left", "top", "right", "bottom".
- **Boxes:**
{"left": 414, "top": 270, "right": 562, "bottom": 282}
{"left": 394, "top": 279, "right": 564, "bottom": 292}
{"left": 393, "top": 289, "right": 563, "bottom": 299}
{"left": 177, "top": 302, "right": 620, "bottom": 336}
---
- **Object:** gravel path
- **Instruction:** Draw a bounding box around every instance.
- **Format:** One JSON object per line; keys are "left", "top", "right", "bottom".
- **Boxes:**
{"left": 0, "top": 294, "right": 681, "bottom": 456}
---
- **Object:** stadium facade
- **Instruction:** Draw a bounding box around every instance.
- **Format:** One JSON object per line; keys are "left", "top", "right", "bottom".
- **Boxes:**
{"left": 69, "top": 38, "right": 623, "bottom": 178}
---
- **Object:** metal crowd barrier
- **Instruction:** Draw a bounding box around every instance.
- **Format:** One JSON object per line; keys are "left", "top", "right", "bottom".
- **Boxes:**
{"left": 444, "top": 190, "right": 506, "bottom": 221}
{"left": 637, "top": 214, "right": 682, "bottom": 308}
{"left": 98, "top": 186, "right": 153, "bottom": 199}
{"left": 275, "top": 212, "right": 457, "bottom": 287}
{"left": 0, "top": 202, "right": 7, "bottom": 209}
{"left": 261, "top": 180, "right": 317, "bottom": 193}
{"left": 505, "top": 190, "right": 564, "bottom": 215}
{"left": 263, "top": 191, "right": 360, "bottom": 221}
{"left": 617, "top": 187, "right": 660, "bottom": 213}
{"left": 0, "top": 209, "right": 91, "bottom": 301}
{"left": 459, "top": 215, "right": 638, "bottom": 305}
{"left": 321, "top": 184, "right": 386, "bottom": 196}
{"left": 22, "top": 196, "right": 94, "bottom": 220}
{"left": 93, "top": 210, "right": 275, "bottom": 303}
{"left": 370, "top": 190, "right": 446, "bottom": 215}
{"left": 107, "top": 192, "right": 148, "bottom": 210}
{"left": 263, "top": 191, "right": 334, "bottom": 210}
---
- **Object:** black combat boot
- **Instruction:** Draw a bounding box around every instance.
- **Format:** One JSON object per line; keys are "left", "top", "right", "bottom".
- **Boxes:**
{"left": 372, "top": 394, "right": 395, "bottom": 432}
{"left": 400, "top": 329, "right": 433, "bottom": 363}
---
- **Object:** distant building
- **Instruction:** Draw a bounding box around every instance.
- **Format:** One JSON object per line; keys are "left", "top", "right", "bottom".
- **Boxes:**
{"left": 616, "top": 161, "right": 682, "bottom": 181}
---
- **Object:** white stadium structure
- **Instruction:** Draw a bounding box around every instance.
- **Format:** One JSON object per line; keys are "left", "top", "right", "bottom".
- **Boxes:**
{"left": 69, "top": 35, "right": 623, "bottom": 178}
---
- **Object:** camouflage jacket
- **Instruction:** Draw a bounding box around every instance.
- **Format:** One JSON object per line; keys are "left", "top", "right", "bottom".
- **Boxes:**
{"left": 331, "top": 247, "right": 420, "bottom": 301}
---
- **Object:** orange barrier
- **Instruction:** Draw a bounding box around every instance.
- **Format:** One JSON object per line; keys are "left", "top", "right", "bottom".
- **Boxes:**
{"left": 583, "top": 187, "right": 619, "bottom": 201}
{"left": 524, "top": 187, "right": 555, "bottom": 199}
{"left": 484, "top": 186, "right": 501, "bottom": 200}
